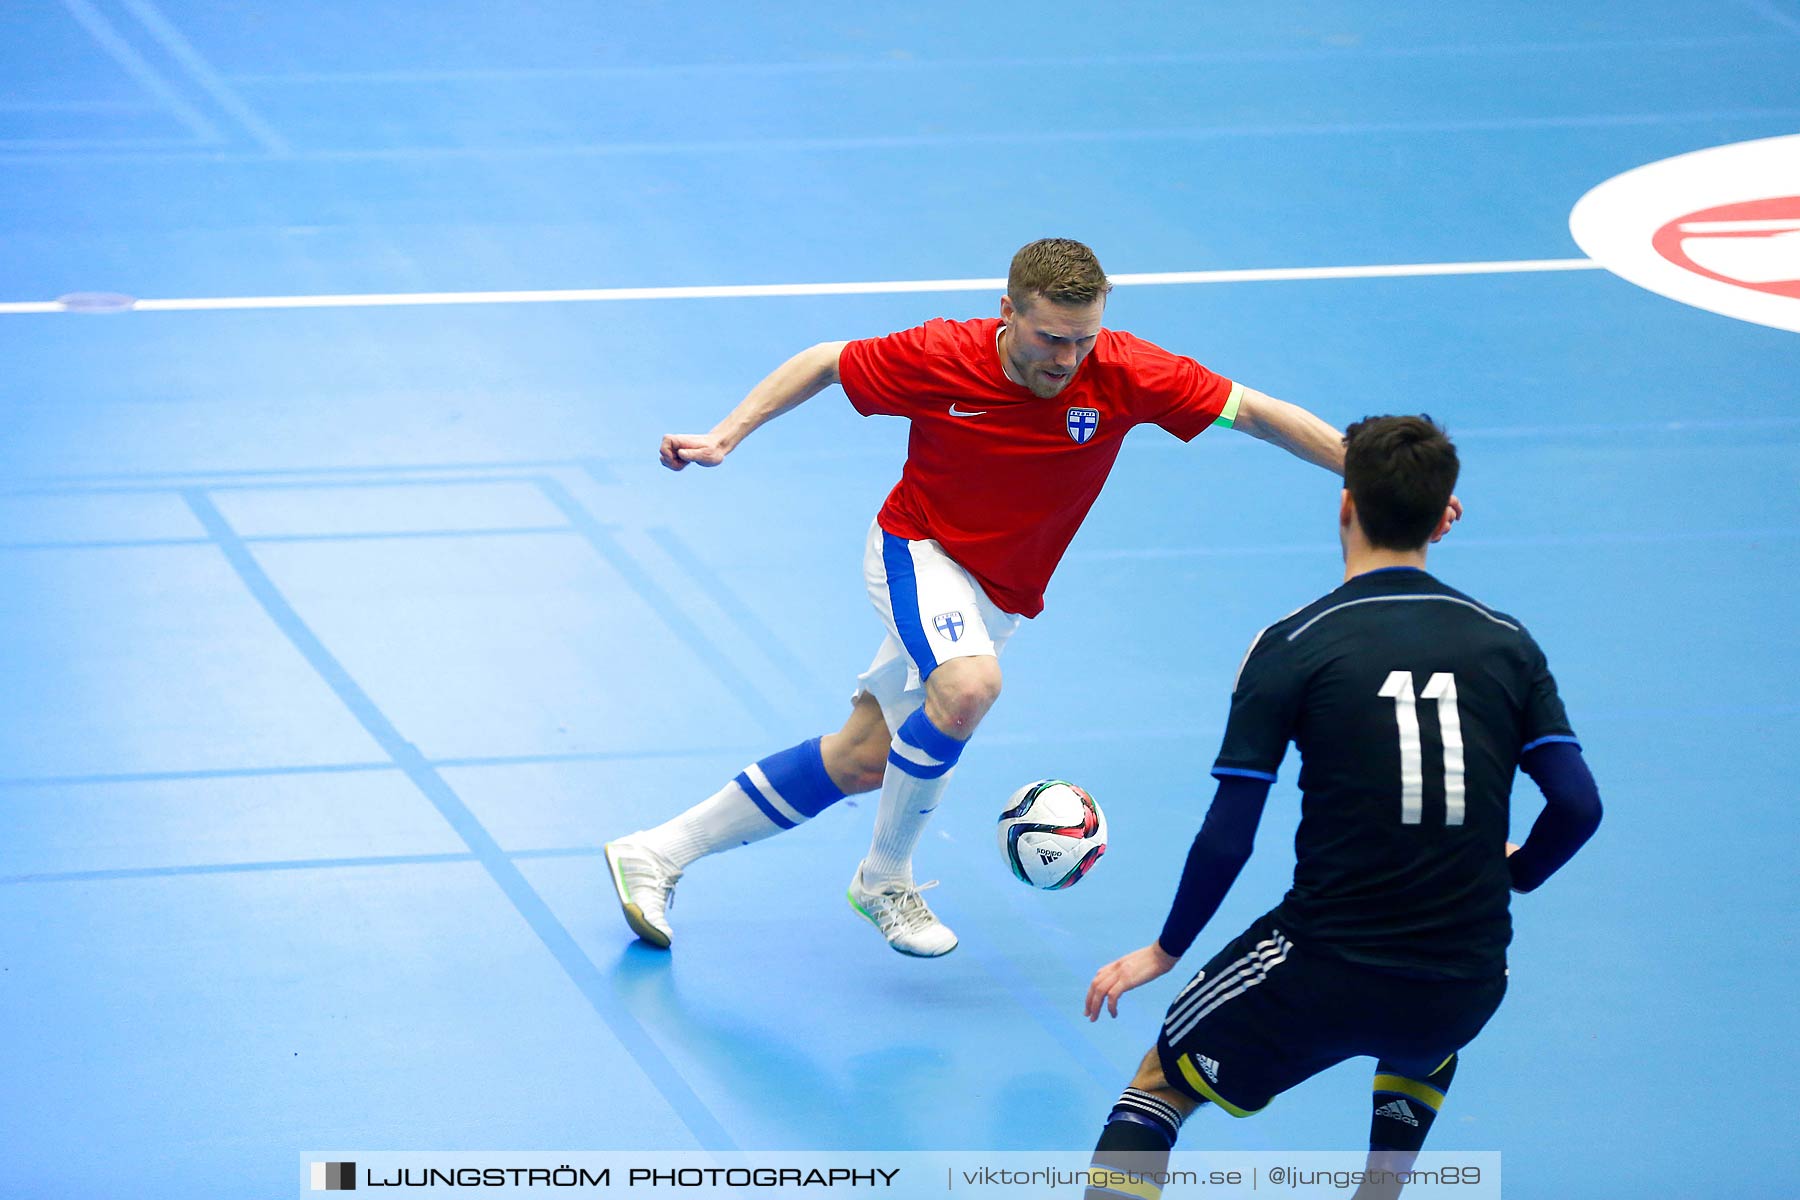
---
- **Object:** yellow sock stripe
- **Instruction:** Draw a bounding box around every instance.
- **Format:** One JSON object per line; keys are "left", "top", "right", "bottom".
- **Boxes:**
{"left": 1086, "top": 1167, "right": 1162, "bottom": 1200}
{"left": 1372, "top": 1073, "right": 1446, "bottom": 1111}
{"left": 1176, "top": 1055, "right": 1261, "bottom": 1118}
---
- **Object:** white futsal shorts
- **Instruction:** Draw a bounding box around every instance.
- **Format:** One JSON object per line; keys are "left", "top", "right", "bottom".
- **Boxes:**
{"left": 853, "top": 519, "right": 1025, "bottom": 733}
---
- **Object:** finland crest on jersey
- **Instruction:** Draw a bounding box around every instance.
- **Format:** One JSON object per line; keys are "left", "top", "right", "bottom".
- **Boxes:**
{"left": 1065, "top": 406, "right": 1100, "bottom": 444}
{"left": 933, "top": 611, "right": 966, "bottom": 642}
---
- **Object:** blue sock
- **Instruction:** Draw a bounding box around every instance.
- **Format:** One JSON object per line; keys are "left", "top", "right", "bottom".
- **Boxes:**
{"left": 887, "top": 707, "right": 967, "bottom": 780}
{"left": 641, "top": 737, "right": 848, "bottom": 868}
{"left": 736, "top": 736, "right": 848, "bottom": 828}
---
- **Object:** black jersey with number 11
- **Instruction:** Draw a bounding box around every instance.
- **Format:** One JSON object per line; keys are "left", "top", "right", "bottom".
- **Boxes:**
{"left": 1214, "top": 566, "right": 1577, "bottom": 979}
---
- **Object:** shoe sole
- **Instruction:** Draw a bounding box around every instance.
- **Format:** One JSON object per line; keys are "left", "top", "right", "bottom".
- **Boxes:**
{"left": 604, "top": 842, "right": 672, "bottom": 950}
{"left": 846, "top": 887, "right": 958, "bottom": 957}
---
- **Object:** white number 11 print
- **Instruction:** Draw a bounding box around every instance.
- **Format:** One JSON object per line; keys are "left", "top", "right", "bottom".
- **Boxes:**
{"left": 1378, "top": 671, "right": 1466, "bottom": 826}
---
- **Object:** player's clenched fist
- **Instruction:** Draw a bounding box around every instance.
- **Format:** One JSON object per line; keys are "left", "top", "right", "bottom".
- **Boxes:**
{"left": 1430, "top": 494, "right": 1465, "bottom": 543}
{"left": 660, "top": 433, "right": 729, "bottom": 471}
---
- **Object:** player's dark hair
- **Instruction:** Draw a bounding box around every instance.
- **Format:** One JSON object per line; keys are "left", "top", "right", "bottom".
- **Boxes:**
{"left": 1008, "top": 238, "right": 1112, "bottom": 309}
{"left": 1343, "top": 415, "right": 1459, "bottom": 550}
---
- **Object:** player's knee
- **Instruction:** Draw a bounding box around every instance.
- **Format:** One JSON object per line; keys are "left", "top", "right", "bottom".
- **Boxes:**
{"left": 925, "top": 658, "right": 1002, "bottom": 734}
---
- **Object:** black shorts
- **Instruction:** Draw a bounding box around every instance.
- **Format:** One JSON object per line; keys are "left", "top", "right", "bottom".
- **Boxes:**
{"left": 1155, "top": 911, "right": 1506, "bottom": 1116}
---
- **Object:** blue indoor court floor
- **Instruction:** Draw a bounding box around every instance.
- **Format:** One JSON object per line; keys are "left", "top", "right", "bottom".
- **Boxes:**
{"left": 2, "top": 4, "right": 1798, "bottom": 1198}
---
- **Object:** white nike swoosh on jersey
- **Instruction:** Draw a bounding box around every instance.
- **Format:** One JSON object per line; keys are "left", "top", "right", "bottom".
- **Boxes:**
{"left": 949, "top": 405, "right": 988, "bottom": 416}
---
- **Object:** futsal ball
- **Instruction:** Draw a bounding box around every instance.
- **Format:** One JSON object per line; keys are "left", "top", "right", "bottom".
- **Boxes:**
{"left": 997, "top": 779, "right": 1108, "bottom": 890}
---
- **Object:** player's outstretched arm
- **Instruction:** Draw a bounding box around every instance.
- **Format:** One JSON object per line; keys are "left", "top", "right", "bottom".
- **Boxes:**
{"left": 1085, "top": 942, "right": 1179, "bottom": 1021}
{"left": 1230, "top": 388, "right": 1464, "bottom": 536}
{"left": 1085, "top": 776, "right": 1271, "bottom": 1021}
{"left": 659, "top": 340, "right": 849, "bottom": 471}
{"left": 1230, "top": 387, "right": 1347, "bottom": 475}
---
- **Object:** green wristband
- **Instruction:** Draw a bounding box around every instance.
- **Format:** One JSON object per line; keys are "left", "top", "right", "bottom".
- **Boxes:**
{"left": 1212, "top": 382, "right": 1244, "bottom": 429}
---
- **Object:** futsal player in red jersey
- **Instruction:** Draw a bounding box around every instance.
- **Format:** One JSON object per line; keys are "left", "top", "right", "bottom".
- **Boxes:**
{"left": 604, "top": 238, "right": 1460, "bottom": 957}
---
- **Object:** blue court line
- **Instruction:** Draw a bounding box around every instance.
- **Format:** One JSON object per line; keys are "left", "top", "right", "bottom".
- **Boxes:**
{"left": 0, "top": 537, "right": 213, "bottom": 553}
{"left": 2, "top": 472, "right": 612, "bottom": 500}
{"left": 0, "top": 137, "right": 208, "bottom": 151}
{"left": 1451, "top": 417, "right": 1800, "bottom": 441}
{"left": 0, "top": 527, "right": 576, "bottom": 554}
{"left": 0, "top": 480, "right": 523, "bottom": 499}
{"left": 0, "top": 746, "right": 753, "bottom": 791}
{"left": 0, "top": 845, "right": 605, "bottom": 888}
{"left": 959, "top": 937, "right": 1126, "bottom": 1088}
{"left": 10, "top": 107, "right": 1798, "bottom": 166}
{"left": 295, "top": 109, "right": 1800, "bottom": 156}
{"left": 434, "top": 745, "right": 754, "bottom": 769}
{"left": 926, "top": 874, "right": 1135, "bottom": 1086}
{"left": 647, "top": 525, "right": 816, "bottom": 693}
{"left": 54, "top": 0, "right": 220, "bottom": 144}
{"left": 215, "top": 34, "right": 1764, "bottom": 83}
{"left": 909, "top": 822, "right": 1154, "bottom": 1082}
{"left": 8, "top": 475, "right": 597, "bottom": 500}
{"left": 246, "top": 526, "right": 575, "bottom": 545}
{"left": 180, "top": 487, "right": 738, "bottom": 1152}
{"left": 529, "top": 415, "right": 1800, "bottom": 475}
{"left": 204, "top": 474, "right": 555, "bottom": 494}
{"left": 115, "top": 0, "right": 291, "bottom": 154}
{"left": 1426, "top": 528, "right": 1800, "bottom": 549}
{"left": 534, "top": 477, "right": 792, "bottom": 739}
{"left": 0, "top": 100, "right": 165, "bottom": 113}
{"left": 23, "top": 413, "right": 1792, "bottom": 502}
{"left": 3, "top": 702, "right": 1788, "bottom": 793}
{"left": 7, "top": 456, "right": 615, "bottom": 488}
{"left": 1067, "top": 527, "right": 1800, "bottom": 563}
{"left": 0, "top": 761, "right": 395, "bottom": 790}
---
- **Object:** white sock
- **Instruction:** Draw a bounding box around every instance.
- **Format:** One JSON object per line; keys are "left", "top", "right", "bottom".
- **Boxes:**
{"left": 862, "top": 707, "right": 968, "bottom": 884}
{"left": 632, "top": 778, "right": 780, "bottom": 869}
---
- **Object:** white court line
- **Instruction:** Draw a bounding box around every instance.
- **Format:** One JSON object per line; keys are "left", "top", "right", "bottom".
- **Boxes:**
{"left": 0, "top": 257, "right": 1604, "bottom": 316}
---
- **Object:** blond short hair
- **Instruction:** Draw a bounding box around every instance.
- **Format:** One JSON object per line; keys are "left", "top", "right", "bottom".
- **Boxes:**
{"left": 1007, "top": 238, "right": 1111, "bottom": 309}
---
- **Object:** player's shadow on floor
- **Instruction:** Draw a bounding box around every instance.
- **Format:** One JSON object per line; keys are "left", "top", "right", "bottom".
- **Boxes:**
{"left": 610, "top": 942, "right": 976, "bottom": 1147}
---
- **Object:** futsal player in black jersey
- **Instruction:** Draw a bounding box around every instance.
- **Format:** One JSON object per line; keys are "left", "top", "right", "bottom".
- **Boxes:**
{"left": 1080, "top": 416, "right": 1602, "bottom": 1200}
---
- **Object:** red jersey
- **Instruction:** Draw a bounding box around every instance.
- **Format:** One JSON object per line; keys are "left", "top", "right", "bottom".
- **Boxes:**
{"left": 838, "top": 316, "right": 1234, "bottom": 618}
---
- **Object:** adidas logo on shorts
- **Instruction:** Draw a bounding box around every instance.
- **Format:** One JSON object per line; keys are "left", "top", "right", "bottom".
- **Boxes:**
{"left": 1375, "top": 1099, "right": 1419, "bottom": 1127}
{"left": 1197, "top": 1055, "right": 1221, "bottom": 1083}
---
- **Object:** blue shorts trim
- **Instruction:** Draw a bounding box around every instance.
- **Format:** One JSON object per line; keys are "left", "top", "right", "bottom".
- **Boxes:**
{"left": 881, "top": 531, "right": 939, "bottom": 682}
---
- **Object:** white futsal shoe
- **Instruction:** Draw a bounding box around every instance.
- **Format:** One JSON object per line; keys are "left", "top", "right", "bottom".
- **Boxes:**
{"left": 847, "top": 863, "right": 959, "bottom": 957}
{"left": 604, "top": 838, "right": 682, "bottom": 949}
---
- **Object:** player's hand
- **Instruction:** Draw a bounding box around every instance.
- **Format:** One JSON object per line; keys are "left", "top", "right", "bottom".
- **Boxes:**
{"left": 659, "top": 433, "right": 729, "bottom": 471}
{"left": 1085, "top": 942, "right": 1179, "bottom": 1022}
{"left": 1430, "top": 494, "right": 1465, "bottom": 543}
